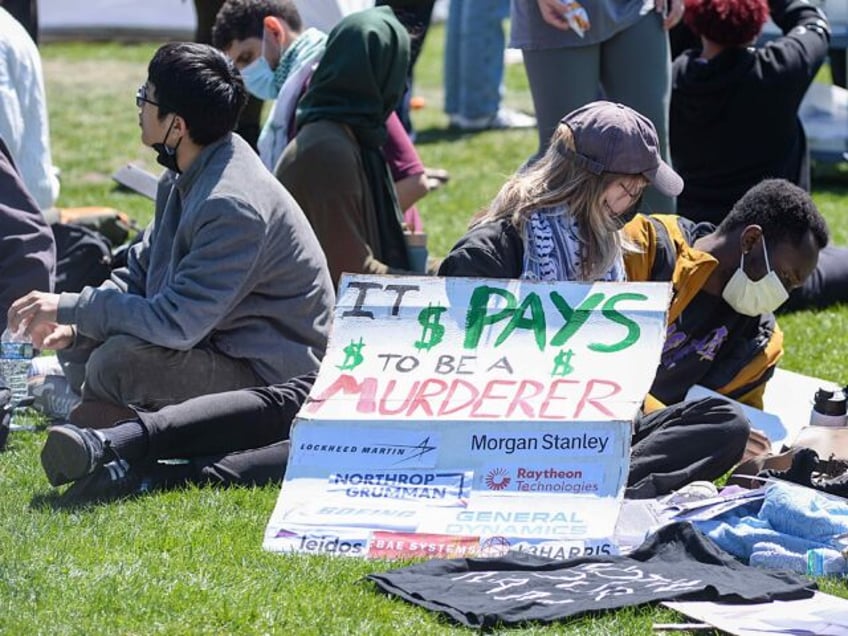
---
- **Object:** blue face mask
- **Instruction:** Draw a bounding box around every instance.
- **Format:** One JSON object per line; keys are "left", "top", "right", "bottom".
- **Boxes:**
{"left": 241, "top": 55, "right": 278, "bottom": 100}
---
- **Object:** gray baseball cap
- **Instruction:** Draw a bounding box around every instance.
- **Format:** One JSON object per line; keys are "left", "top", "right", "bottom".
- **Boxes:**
{"left": 560, "top": 100, "right": 683, "bottom": 197}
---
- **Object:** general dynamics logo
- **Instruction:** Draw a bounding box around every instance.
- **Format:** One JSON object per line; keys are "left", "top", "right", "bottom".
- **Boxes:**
{"left": 484, "top": 467, "right": 511, "bottom": 491}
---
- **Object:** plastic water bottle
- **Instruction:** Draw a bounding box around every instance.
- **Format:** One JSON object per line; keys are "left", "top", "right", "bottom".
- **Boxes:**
{"left": 810, "top": 387, "right": 848, "bottom": 427}
{"left": 807, "top": 547, "right": 848, "bottom": 577}
{"left": 405, "top": 232, "right": 429, "bottom": 274}
{"left": 0, "top": 327, "right": 34, "bottom": 405}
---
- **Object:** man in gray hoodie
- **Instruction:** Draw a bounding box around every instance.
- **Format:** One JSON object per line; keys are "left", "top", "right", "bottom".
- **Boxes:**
{"left": 7, "top": 42, "right": 334, "bottom": 423}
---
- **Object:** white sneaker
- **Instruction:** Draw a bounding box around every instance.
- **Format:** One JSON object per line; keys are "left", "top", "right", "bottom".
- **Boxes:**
{"left": 449, "top": 107, "right": 537, "bottom": 131}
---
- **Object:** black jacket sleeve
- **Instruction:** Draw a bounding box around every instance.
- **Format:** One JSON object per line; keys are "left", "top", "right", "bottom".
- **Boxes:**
{"left": 438, "top": 219, "right": 524, "bottom": 279}
{"left": 760, "top": 0, "right": 831, "bottom": 89}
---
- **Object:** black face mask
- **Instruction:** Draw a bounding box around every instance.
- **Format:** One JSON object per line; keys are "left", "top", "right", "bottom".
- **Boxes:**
{"left": 152, "top": 115, "right": 182, "bottom": 173}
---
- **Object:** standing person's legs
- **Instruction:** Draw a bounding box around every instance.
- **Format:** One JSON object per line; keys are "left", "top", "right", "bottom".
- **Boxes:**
{"left": 522, "top": 45, "right": 601, "bottom": 157}
{"left": 443, "top": 0, "right": 463, "bottom": 118}
{"left": 81, "top": 334, "right": 261, "bottom": 410}
{"left": 601, "top": 13, "right": 673, "bottom": 212}
{"left": 625, "top": 396, "right": 750, "bottom": 499}
{"left": 445, "top": 0, "right": 509, "bottom": 122}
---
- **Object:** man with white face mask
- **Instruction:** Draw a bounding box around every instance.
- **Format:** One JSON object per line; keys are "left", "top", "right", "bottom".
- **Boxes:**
{"left": 620, "top": 178, "right": 827, "bottom": 485}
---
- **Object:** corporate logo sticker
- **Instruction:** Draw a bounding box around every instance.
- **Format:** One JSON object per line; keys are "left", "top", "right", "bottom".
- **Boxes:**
{"left": 290, "top": 424, "right": 440, "bottom": 468}
{"left": 484, "top": 467, "right": 511, "bottom": 491}
{"left": 480, "top": 464, "right": 602, "bottom": 494}
{"left": 326, "top": 470, "right": 471, "bottom": 507}
{"left": 369, "top": 531, "right": 479, "bottom": 559}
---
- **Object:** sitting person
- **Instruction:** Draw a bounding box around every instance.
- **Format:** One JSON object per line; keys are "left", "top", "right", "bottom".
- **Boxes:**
{"left": 212, "top": 0, "right": 430, "bottom": 235}
{"left": 669, "top": 0, "right": 841, "bottom": 313}
{"left": 440, "top": 102, "right": 829, "bottom": 498}
{"left": 36, "top": 98, "right": 685, "bottom": 503}
{"left": 6, "top": 42, "right": 334, "bottom": 425}
{"left": 670, "top": 0, "right": 830, "bottom": 223}
{"left": 274, "top": 6, "right": 418, "bottom": 285}
{"left": 0, "top": 5, "right": 60, "bottom": 211}
{"left": 0, "top": 135, "right": 55, "bottom": 334}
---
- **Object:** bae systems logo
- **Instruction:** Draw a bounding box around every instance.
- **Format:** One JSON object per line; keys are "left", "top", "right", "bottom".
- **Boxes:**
{"left": 484, "top": 467, "right": 511, "bottom": 491}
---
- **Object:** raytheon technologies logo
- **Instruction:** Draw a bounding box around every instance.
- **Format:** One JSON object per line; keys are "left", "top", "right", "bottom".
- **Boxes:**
{"left": 484, "top": 467, "right": 511, "bottom": 491}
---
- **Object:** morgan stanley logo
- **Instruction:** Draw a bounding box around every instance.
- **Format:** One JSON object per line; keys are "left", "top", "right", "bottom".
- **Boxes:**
{"left": 484, "top": 467, "right": 511, "bottom": 491}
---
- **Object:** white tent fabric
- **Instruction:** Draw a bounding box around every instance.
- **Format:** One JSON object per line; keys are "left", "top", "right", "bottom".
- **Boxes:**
{"left": 39, "top": 0, "right": 378, "bottom": 40}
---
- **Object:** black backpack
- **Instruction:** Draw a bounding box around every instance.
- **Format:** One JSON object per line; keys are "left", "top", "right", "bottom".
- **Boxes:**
{"left": 51, "top": 223, "right": 114, "bottom": 293}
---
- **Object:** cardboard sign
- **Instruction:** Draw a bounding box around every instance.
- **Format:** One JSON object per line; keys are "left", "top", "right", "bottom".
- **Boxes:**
{"left": 264, "top": 275, "right": 671, "bottom": 558}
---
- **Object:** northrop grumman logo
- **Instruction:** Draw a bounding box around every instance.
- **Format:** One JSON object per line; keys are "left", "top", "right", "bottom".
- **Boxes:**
{"left": 484, "top": 467, "right": 511, "bottom": 491}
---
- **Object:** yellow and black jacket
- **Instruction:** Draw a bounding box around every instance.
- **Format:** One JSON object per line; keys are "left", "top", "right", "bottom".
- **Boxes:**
{"left": 438, "top": 214, "right": 783, "bottom": 412}
{"left": 623, "top": 214, "right": 782, "bottom": 412}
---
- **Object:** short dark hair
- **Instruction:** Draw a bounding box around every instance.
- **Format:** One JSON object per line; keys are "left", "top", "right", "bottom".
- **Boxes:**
{"left": 717, "top": 179, "right": 829, "bottom": 250}
{"left": 683, "top": 0, "right": 769, "bottom": 47}
{"left": 147, "top": 42, "right": 247, "bottom": 145}
{"left": 211, "top": 0, "right": 302, "bottom": 50}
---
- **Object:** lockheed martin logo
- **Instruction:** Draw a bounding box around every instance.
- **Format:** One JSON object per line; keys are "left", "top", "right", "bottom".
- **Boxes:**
{"left": 484, "top": 467, "right": 511, "bottom": 491}
{"left": 371, "top": 436, "right": 437, "bottom": 465}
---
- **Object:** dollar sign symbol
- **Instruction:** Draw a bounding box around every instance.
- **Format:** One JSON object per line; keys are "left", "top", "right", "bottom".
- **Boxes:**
{"left": 415, "top": 303, "right": 447, "bottom": 351}
{"left": 338, "top": 337, "right": 365, "bottom": 370}
{"left": 552, "top": 349, "right": 575, "bottom": 376}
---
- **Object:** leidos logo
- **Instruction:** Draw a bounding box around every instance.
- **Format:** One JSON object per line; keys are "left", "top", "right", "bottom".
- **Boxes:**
{"left": 484, "top": 467, "right": 511, "bottom": 491}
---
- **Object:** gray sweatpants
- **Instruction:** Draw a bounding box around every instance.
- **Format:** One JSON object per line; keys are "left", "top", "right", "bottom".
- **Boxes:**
{"left": 522, "top": 12, "right": 674, "bottom": 212}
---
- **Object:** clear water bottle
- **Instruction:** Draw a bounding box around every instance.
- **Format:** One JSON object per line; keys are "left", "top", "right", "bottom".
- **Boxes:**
{"left": 0, "top": 327, "right": 34, "bottom": 405}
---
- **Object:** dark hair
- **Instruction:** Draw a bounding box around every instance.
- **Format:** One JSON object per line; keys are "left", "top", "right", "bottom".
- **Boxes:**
{"left": 211, "top": 0, "right": 302, "bottom": 50}
{"left": 683, "top": 0, "right": 769, "bottom": 47}
{"left": 147, "top": 42, "right": 247, "bottom": 145}
{"left": 717, "top": 179, "right": 829, "bottom": 249}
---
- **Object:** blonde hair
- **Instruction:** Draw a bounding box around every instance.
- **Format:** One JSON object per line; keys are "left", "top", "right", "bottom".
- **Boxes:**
{"left": 472, "top": 124, "right": 638, "bottom": 281}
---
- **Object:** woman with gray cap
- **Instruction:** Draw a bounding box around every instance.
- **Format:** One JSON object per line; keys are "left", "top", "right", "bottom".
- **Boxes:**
{"left": 438, "top": 100, "right": 683, "bottom": 280}
{"left": 438, "top": 101, "right": 757, "bottom": 500}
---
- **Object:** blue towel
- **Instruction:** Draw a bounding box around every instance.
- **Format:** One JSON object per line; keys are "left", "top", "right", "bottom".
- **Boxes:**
{"left": 695, "top": 482, "right": 848, "bottom": 575}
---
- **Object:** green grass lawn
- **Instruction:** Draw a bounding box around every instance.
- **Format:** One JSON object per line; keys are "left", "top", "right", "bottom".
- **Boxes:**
{"left": 2, "top": 24, "right": 848, "bottom": 635}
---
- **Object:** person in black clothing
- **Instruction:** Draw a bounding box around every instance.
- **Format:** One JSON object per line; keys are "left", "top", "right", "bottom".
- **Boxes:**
{"left": 39, "top": 372, "right": 316, "bottom": 502}
{"left": 0, "top": 136, "right": 54, "bottom": 334}
{"left": 670, "top": 0, "right": 830, "bottom": 223}
{"left": 669, "top": 0, "right": 847, "bottom": 311}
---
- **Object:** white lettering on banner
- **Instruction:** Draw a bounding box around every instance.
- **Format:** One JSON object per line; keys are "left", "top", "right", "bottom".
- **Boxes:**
{"left": 470, "top": 433, "right": 609, "bottom": 455}
{"left": 450, "top": 564, "right": 704, "bottom": 605}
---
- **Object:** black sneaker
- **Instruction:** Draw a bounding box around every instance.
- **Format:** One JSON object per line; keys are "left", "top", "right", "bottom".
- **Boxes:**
{"left": 59, "top": 459, "right": 150, "bottom": 504}
{"left": 41, "top": 423, "right": 117, "bottom": 487}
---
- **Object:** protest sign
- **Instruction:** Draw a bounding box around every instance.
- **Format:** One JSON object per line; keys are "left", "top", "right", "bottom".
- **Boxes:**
{"left": 264, "top": 275, "right": 671, "bottom": 558}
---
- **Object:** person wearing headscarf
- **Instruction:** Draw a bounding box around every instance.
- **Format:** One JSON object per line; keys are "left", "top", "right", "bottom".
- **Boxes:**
{"left": 275, "top": 6, "right": 413, "bottom": 286}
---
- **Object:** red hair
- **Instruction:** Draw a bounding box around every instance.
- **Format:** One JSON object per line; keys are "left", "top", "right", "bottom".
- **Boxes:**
{"left": 683, "top": 0, "right": 769, "bottom": 47}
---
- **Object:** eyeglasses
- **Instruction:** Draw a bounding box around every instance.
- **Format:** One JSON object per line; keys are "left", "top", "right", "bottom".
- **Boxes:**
{"left": 135, "top": 84, "right": 159, "bottom": 109}
{"left": 619, "top": 180, "right": 646, "bottom": 201}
